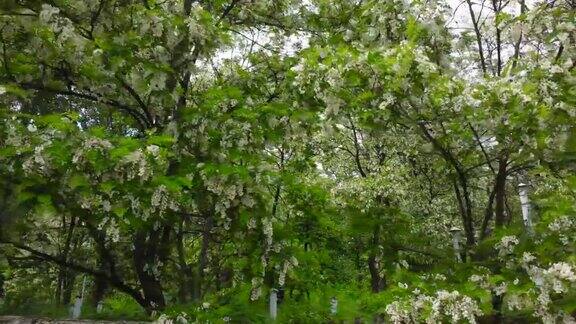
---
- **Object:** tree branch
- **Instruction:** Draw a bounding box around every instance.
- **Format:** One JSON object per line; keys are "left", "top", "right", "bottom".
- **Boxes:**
{"left": 19, "top": 82, "right": 149, "bottom": 131}
{"left": 0, "top": 238, "right": 145, "bottom": 306}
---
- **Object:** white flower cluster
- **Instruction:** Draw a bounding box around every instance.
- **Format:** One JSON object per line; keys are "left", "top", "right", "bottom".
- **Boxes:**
{"left": 420, "top": 273, "right": 447, "bottom": 282}
{"left": 469, "top": 274, "right": 491, "bottom": 290}
{"left": 120, "top": 149, "right": 152, "bottom": 181}
{"left": 146, "top": 144, "right": 161, "bottom": 156}
{"left": 495, "top": 235, "right": 519, "bottom": 257}
{"left": 4, "top": 122, "right": 24, "bottom": 147}
{"left": 262, "top": 217, "right": 274, "bottom": 248}
{"left": 151, "top": 185, "right": 179, "bottom": 215}
{"left": 97, "top": 216, "right": 121, "bottom": 243}
{"left": 524, "top": 261, "right": 576, "bottom": 321}
{"left": 378, "top": 92, "right": 396, "bottom": 110}
{"left": 278, "top": 256, "right": 299, "bottom": 287}
{"left": 414, "top": 47, "right": 438, "bottom": 76}
{"left": 544, "top": 262, "right": 576, "bottom": 283}
{"left": 505, "top": 293, "right": 533, "bottom": 312}
{"left": 385, "top": 290, "right": 482, "bottom": 323}
{"left": 39, "top": 4, "right": 60, "bottom": 23}
{"left": 185, "top": 3, "right": 207, "bottom": 40}
{"left": 547, "top": 215, "right": 575, "bottom": 246}
{"left": 140, "top": 15, "right": 164, "bottom": 37}
{"left": 521, "top": 252, "right": 536, "bottom": 265}
{"left": 79, "top": 193, "right": 104, "bottom": 210}
{"left": 144, "top": 261, "right": 163, "bottom": 277}
{"left": 250, "top": 277, "right": 263, "bottom": 301}
{"left": 128, "top": 194, "right": 150, "bottom": 221}
{"left": 325, "top": 67, "right": 343, "bottom": 89}
{"left": 72, "top": 138, "right": 113, "bottom": 166}
{"left": 22, "top": 141, "right": 51, "bottom": 175}
{"left": 493, "top": 282, "right": 508, "bottom": 296}
{"left": 38, "top": 3, "right": 86, "bottom": 53}
{"left": 202, "top": 172, "right": 248, "bottom": 218}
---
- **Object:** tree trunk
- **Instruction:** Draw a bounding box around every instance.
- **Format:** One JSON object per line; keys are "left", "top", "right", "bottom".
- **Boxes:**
{"left": 419, "top": 122, "right": 475, "bottom": 250}
{"left": 454, "top": 180, "right": 476, "bottom": 255}
{"left": 62, "top": 273, "right": 76, "bottom": 305}
{"left": 368, "top": 255, "right": 385, "bottom": 293}
{"left": 481, "top": 185, "right": 497, "bottom": 240}
{"left": 193, "top": 214, "right": 213, "bottom": 300}
{"left": 56, "top": 215, "right": 77, "bottom": 305}
{"left": 494, "top": 155, "right": 508, "bottom": 227}
{"left": 176, "top": 220, "right": 191, "bottom": 303}
{"left": 91, "top": 275, "right": 108, "bottom": 307}
{"left": 368, "top": 225, "right": 385, "bottom": 293}
{"left": 134, "top": 231, "right": 166, "bottom": 312}
{"left": 217, "top": 266, "right": 233, "bottom": 291}
{"left": 91, "top": 256, "right": 108, "bottom": 307}
{"left": 490, "top": 291, "right": 504, "bottom": 323}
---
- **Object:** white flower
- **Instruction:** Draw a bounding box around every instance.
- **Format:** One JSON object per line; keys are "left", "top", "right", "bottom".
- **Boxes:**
{"left": 470, "top": 274, "right": 483, "bottom": 283}
{"left": 247, "top": 218, "right": 257, "bottom": 230}
{"left": 27, "top": 123, "right": 37, "bottom": 132}
{"left": 39, "top": 4, "right": 60, "bottom": 23}
{"left": 151, "top": 16, "right": 164, "bottom": 37}
{"left": 151, "top": 185, "right": 169, "bottom": 213}
{"left": 494, "top": 282, "right": 507, "bottom": 296}
{"left": 399, "top": 260, "right": 409, "bottom": 269}
{"left": 250, "top": 277, "right": 262, "bottom": 301}
{"left": 522, "top": 252, "right": 536, "bottom": 264}
{"left": 544, "top": 262, "right": 576, "bottom": 282}
{"left": 379, "top": 93, "right": 395, "bottom": 110}
{"left": 102, "top": 200, "right": 111, "bottom": 212}
{"left": 496, "top": 235, "right": 519, "bottom": 257}
{"left": 385, "top": 290, "right": 482, "bottom": 323}
{"left": 121, "top": 150, "right": 150, "bottom": 180}
{"left": 85, "top": 138, "right": 113, "bottom": 149}
{"left": 146, "top": 144, "right": 160, "bottom": 156}
{"left": 385, "top": 301, "right": 411, "bottom": 323}
{"left": 548, "top": 215, "right": 574, "bottom": 232}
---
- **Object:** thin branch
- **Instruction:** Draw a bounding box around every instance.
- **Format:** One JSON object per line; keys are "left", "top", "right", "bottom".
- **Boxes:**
{"left": 117, "top": 77, "right": 153, "bottom": 126}
{"left": 465, "top": 0, "right": 488, "bottom": 73}
{"left": 20, "top": 82, "right": 149, "bottom": 131}
{"left": 467, "top": 121, "right": 496, "bottom": 174}
{"left": 0, "top": 239, "right": 145, "bottom": 306}
{"left": 347, "top": 114, "right": 368, "bottom": 178}
{"left": 217, "top": 0, "right": 240, "bottom": 25}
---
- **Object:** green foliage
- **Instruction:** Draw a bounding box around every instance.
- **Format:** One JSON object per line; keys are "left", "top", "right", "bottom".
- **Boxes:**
{"left": 0, "top": 0, "right": 575, "bottom": 321}
{"left": 86, "top": 294, "right": 148, "bottom": 321}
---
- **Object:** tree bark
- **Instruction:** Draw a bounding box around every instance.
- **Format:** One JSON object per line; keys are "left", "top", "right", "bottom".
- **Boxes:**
{"left": 91, "top": 275, "right": 107, "bottom": 307}
{"left": 481, "top": 185, "right": 497, "bottom": 240}
{"left": 176, "top": 220, "right": 192, "bottom": 303}
{"left": 368, "top": 225, "right": 386, "bottom": 293}
{"left": 453, "top": 179, "right": 476, "bottom": 252}
{"left": 494, "top": 155, "right": 508, "bottom": 227}
{"left": 62, "top": 273, "right": 76, "bottom": 305}
{"left": 133, "top": 230, "right": 166, "bottom": 312}
{"left": 419, "top": 122, "right": 476, "bottom": 249}
{"left": 0, "top": 239, "right": 149, "bottom": 310}
{"left": 55, "top": 215, "right": 76, "bottom": 305}
{"left": 193, "top": 214, "right": 214, "bottom": 300}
